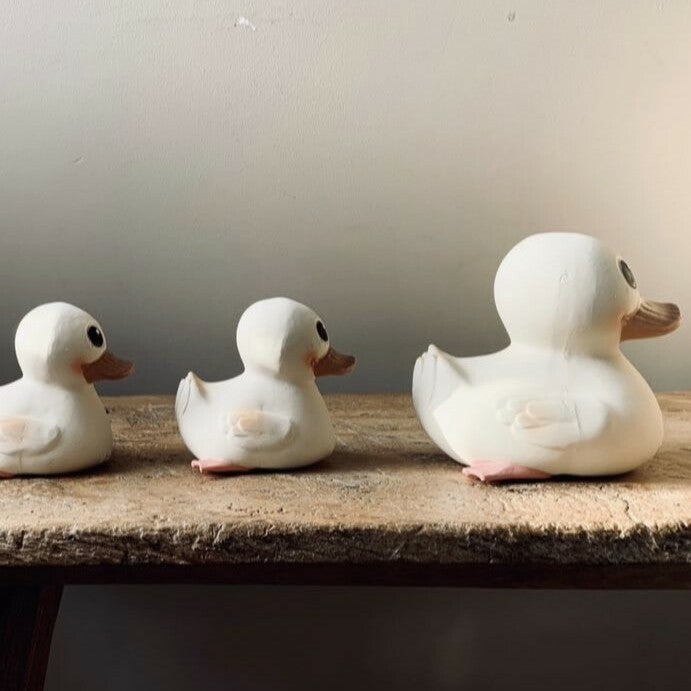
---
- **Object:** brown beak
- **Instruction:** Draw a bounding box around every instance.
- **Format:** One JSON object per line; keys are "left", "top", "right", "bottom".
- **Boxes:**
{"left": 621, "top": 300, "right": 681, "bottom": 341}
{"left": 81, "top": 350, "right": 134, "bottom": 383}
{"left": 312, "top": 347, "right": 356, "bottom": 377}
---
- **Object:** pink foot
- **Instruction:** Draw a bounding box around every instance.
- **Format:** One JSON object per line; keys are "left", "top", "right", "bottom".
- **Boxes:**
{"left": 191, "top": 459, "right": 252, "bottom": 475}
{"left": 462, "top": 461, "right": 552, "bottom": 483}
{"left": 0, "top": 471, "right": 15, "bottom": 479}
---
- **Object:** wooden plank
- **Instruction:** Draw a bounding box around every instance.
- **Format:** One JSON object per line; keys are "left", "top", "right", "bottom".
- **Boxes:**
{"left": 0, "top": 585, "right": 62, "bottom": 691}
{"left": 0, "top": 395, "right": 688, "bottom": 581}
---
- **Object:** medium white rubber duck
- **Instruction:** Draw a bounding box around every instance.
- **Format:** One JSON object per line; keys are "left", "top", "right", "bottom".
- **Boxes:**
{"left": 0, "top": 302, "right": 133, "bottom": 477}
{"left": 176, "top": 297, "right": 355, "bottom": 474}
{"left": 413, "top": 232, "right": 681, "bottom": 482}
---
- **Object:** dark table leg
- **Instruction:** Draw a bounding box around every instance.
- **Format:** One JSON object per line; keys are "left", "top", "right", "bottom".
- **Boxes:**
{"left": 0, "top": 585, "right": 63, "bottom": 691}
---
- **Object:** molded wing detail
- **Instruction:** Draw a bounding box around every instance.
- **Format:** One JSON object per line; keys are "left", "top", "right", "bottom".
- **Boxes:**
{"left": 0, "top": 417, "right": 61, "bottom": 456}
{"left": 224, "top": 410, "right": 295, "bottom": 451}
{"left": 496, "top": 396, "right": 610, "bottom": 450}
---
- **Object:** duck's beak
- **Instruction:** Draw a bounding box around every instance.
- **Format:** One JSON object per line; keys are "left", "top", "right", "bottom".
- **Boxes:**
{"left": 621, "top": 300, "right": 681, "bottom": 341}
{"left": 82, "top": 350, "right": 134, "bottom": 383}
{"left": 312, "top": 347, "right": 356, "bottom": 377}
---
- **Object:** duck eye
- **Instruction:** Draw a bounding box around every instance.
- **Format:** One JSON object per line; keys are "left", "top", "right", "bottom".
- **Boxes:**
{"left": 87, "top": 325, "right": 104, "bottom": 348}
{"left": 619, "top": 259, "right": 637, "bottom": 289}
{"left": 316, "top": 321, "right": 328, "bottom": 342}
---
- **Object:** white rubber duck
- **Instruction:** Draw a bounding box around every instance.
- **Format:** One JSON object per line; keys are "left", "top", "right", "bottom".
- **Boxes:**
{"left": 413, "top": 232, "right": 681, "bottom": 482}
{"left": 176, "top": 297, "right": 355, "bottom": 473}
{"left": 0, "top": 302, "right": 133, "bottom": 477}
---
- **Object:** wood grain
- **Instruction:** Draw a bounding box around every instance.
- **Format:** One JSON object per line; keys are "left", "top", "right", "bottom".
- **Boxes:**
{"left": 0, "top": 394, "right": 688, "bottom": 579}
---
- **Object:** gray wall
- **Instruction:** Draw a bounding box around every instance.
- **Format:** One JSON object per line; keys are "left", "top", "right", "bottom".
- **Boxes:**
{"left": 0, "top": 0, "right": 689, "bottom": 394}
{"left": 1, "top": 2, "right": 689, "bottom": 689}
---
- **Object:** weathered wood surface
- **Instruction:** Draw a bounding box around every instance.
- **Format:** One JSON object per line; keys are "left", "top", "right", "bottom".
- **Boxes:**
{"left": 0, "top": 394, "right": 688, "bottom": 571}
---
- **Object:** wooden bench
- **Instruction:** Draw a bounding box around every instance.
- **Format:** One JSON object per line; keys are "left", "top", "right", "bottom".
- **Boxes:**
{"left": 1, "top": 394, "right": 689, "bottom": 690}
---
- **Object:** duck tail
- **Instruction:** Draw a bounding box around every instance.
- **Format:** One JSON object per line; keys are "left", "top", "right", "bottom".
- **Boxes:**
{"left": 413, "top": 344, "right": 467, "bottom": 414}
{"left": 175, "top": 371, "right": 207, "bottom": 418}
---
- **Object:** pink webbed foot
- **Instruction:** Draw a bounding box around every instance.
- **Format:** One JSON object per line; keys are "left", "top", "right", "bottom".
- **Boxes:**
{"left": 0, "top": 471, "right": 15, "bottom": 479}
{"left": 191, "top": 459, "right": 252, "bottom": 475}
{"left": 462, "top": 461, "right": 552, "bottom": 483}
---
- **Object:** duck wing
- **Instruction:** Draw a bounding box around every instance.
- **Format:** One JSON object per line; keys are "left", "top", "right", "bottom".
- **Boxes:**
{"left": 0, "top": 416, "right": 61, "bottom": 456}
{"left": 497, "top": 396, "right": 610, "bottom": 450}
{"left": 224, "top": 410, "right": 296, "bottom": 451}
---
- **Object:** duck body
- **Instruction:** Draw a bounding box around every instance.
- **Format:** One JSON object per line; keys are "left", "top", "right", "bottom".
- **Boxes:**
{"left": 414, "top": 342, "right": 662, "bottom": 477}
{"left": 0, "top": 302, "right": 133, "bottom": 477}
{"left": 177, "top": 370, "right": 336, "bottom": 469}
{"left": 176, "top": 297, "right": 355, "bottom": 473}
{"left": 413, "top": 233, "right": 680, "bottom": 481}
{"left": 0, "top": 378, "right": 112, "bottom": 475}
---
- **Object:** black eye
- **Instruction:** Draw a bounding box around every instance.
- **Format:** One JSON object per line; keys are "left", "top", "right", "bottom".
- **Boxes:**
{"left": 619, "top": 260, "right": 637, "bottom": 289}
{"left": 87, "top": 325, "right": 104, "bottom": 348}
{"left": 316, "top": 321, "right": 328, "bottom": 342}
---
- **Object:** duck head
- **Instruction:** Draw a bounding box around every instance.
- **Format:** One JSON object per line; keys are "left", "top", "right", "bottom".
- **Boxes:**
{"left": 494, "top": 233, "right": 681, "bottom": 354}
{"left": 236, "top": 297, "right": 355, "bottom": 381}
{"left": 15, "top": 302, "right": 133, "bottom": 386}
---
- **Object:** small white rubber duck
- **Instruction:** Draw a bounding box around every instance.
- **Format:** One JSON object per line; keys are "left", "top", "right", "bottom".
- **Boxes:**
{"left": 0, "top": 302, "right": 133, "bottom": 477}
{"left": 413, "top": 232, "right": 681, "bottom": 482}
{"left": 176, "top": 297, "right": 355, "bottom": 474}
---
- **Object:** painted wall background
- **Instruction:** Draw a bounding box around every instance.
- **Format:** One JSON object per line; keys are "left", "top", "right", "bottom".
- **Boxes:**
{"left": 1, "top": 0, "right": 689, "bottom": 394}
{"left": 1, "top": 1, "right": 689, "bottom": 689}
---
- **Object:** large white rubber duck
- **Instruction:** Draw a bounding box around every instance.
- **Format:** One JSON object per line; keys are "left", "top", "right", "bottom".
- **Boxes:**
{"left": 176, "top": 297, "right": 355, "bottom": 473}
{"left": 0, "top": 302, "right": 133, "bottom": 477}
{"left": 413, "top": 232, "right": 681, "bottom": 482}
